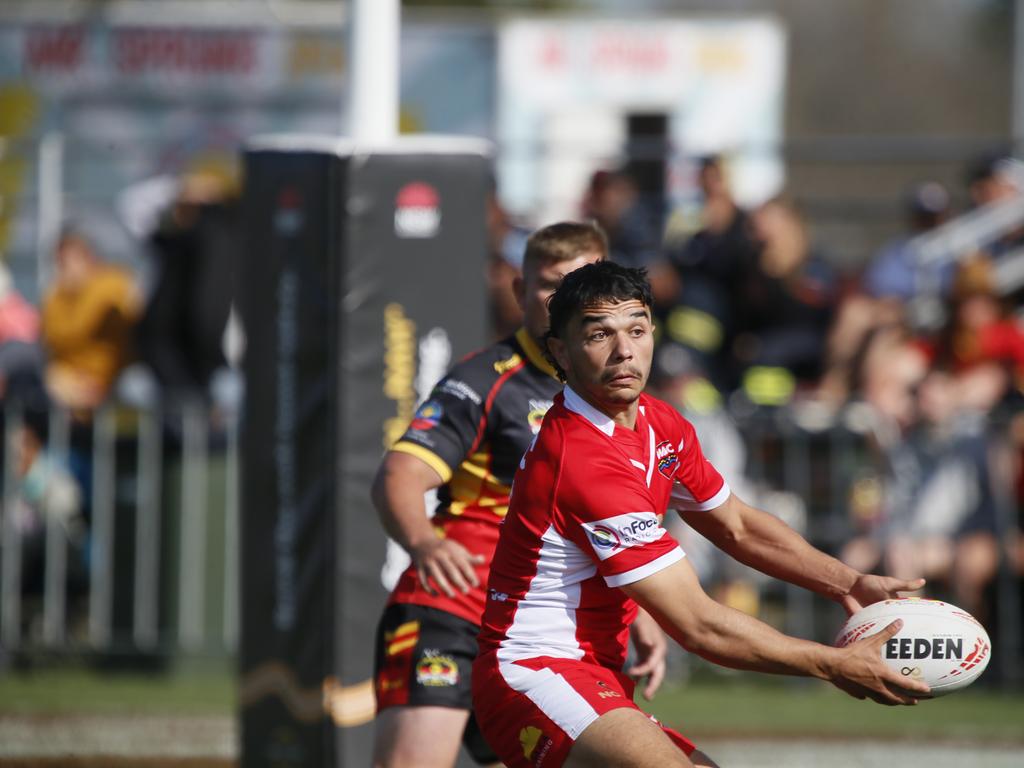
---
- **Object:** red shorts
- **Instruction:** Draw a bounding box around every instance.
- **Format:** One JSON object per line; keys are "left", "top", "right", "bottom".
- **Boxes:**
{"left": 471, "top": 653, "right": 696, "bottom": 768}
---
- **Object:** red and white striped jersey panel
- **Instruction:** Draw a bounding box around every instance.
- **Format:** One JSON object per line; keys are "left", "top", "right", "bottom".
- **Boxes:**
{"left": 479, "top": 388, "right": 729, "bottom": 671}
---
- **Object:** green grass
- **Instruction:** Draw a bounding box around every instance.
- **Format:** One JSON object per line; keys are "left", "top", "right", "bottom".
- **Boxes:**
{"left": 643, "top": 675, "right": 1024, "bottom": 742}
{"left": 0, "top": 665, "right": 236, "bottom": 716}
{"left": 2, "top": 664, "right": 1022, "bottom": 745}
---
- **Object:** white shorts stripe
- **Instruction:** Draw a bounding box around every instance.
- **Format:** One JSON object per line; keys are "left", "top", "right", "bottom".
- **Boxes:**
{"left": 498, "top": 661, "right": 600, "bottom": 741}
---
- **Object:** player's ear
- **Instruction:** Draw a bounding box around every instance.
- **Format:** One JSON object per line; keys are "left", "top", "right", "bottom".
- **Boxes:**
{"left": 513, "top": 274, "right": 526, "bottom": 312}
{"left": 546, "top": 335, "right": 569, "bottom": 376}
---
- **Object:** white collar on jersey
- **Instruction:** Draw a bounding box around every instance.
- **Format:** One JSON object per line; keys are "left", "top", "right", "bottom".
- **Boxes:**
{"left": 563, "top": 385, "right": 618, "bottom": 437}
{"left": 564, "top": 386, "right": 655, "bottom": 484}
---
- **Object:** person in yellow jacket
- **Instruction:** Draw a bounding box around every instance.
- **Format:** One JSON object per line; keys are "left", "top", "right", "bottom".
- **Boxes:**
{"left": 41, "top": 229, "right": 141, "bottom": 415}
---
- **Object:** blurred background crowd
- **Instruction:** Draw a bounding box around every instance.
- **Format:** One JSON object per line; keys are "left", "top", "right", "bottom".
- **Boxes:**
{"left": 0, "top": 0, "right": 1021, "bottom": 688}
{"left": 490, "top": 151, "right": 1024, "bottom": 657}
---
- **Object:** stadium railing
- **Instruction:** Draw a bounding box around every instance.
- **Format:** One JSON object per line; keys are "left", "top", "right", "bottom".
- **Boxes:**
{"left": 0, "top": 397, "right": 240, "bottom": 660}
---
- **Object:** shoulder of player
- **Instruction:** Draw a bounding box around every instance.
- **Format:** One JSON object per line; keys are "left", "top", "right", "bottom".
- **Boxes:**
{"left": 642, "top": 393, "right": 693, "bottom": 433}
{"left": 435, "top": 337, "right": 524, "bottom": 400}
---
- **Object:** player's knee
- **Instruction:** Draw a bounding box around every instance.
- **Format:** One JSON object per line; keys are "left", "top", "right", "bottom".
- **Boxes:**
{"left": 567, "top": 709, "right": 694, "bottom": 767}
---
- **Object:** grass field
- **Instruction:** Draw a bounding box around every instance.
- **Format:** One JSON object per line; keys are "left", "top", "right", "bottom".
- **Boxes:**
{"left": 645, "top": 674, "right": 1024, "bottom": 743}
{"left": 0, "top": 665, "right": 235, "bottom": 717}
{"left": 1, "top": 665, "right": 1022, "bottom": 765}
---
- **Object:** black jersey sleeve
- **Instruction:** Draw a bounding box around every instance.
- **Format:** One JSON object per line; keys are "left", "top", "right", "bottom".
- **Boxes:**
{"left": 390, "top": 355, "right": 502, "bottom": 482}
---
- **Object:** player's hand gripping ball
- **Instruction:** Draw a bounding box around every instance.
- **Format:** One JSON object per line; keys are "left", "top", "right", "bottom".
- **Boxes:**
{"left": 835, "top": 598, "right": 991, "bottom": 698}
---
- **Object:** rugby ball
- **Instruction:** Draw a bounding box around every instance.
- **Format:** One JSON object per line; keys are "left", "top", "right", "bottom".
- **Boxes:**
{"left": 834, "top": 598, "right": 991, "bottom": 697}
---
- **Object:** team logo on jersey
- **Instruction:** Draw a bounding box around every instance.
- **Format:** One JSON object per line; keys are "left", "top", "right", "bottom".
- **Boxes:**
{"left": 655, "top": 440, "right": 679, "bottom": 479}
{"left": 587, "top": 524, "right": 621, "bottom": 551}
{"left": 582, "top": 513, "right": 665, "bottom": 560}
{"left": 415, "top": 653, "right": 459, "bottom": 687}
{"left": 519, "top": 726, "right": 554, "bottom": 766}
{"left": 494, "top": 353, "right": 523, "bottom": 374}
{"left": 384, "top": 620, "right": 420, "bottom": 657}
{"left": 527, "top": 398, "right": 553, "bottom": 434}
{"left": 410, "top": 400, "right": 443, "bottom": 430}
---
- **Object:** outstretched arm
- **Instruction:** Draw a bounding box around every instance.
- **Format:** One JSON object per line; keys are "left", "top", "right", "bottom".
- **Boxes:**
{"left": 620, "top": 557, "right": 929, "bottom": 705}
{"left": 676, "top": 493, "right": 924, "bottom": 614}
{"left": 371, "top": 451, "right": 483, "bottom": 597}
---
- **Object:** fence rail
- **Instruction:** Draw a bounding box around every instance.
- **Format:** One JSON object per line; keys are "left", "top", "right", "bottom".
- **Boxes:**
{"left": 0, "top": 398, "right": 240, "bottom": 658}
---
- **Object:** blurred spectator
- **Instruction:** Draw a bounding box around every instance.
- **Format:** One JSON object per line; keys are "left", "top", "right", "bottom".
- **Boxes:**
{"left": 667, "top": 156, "right": 757, "bottom": 289}
{"left": 485, "top": 188, "right": 526, "bottom": 339}
{"left": 920, "top": 255, "right": 1024, "bottom": 412}
{"left": 0, "top": 260, "right": 45, "bottom": 405}
{"left": 863, "top": 181, "right": 954, "bottom": 302}
{"left": 137, "top": 163, "right": 238, "bottom": 406}
{"left": 732, "top": 196, "right": 838, "bottom": 393}
{"left": 820, "top": 183, "right": 951, "bottom": 407}
{"left": 841, "top": 369, "right": 1002, "bottom": 625}
{"left": 41, "top": 227, "right": 141, "bottom": 415}
{"left": 968, "top": 152, "right": 1023, "bottom": 210}
{"left": 581, "top": 167, "right": 675, "bottom": 304}
{"left": 839, "top": 257, "right": 1023, "bottom": 626}
{"left": 966, "top": 152, "right": 1024, "bottom": 260}
{"left": 0, "top": 261, "right": 39, "bottom": 346}
{"left": 5, "top": 409, "right": 85, "bottom": 613}
{"left": 661, "top": 156, "right": 758, "bottom": 391}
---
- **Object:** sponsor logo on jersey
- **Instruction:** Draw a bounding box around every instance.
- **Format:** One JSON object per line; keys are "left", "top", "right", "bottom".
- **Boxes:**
{"left": 519, "top": 726, "right": 554, "bottom": 766}
{"left": 655, "top": 440, "right": 679, "bottom": 479}
{"left": 587, "top": 524, "right": 620, "bottom": 550}
{"left": 394, "top": 182, "right": 440, "bottom": 238}
{"left": 489, "top": 588, "right": 509, "bottom": 602}
{"left": 581, "top": 512, "right": 665, "bottom": 560}
{"left": 527, "top": 399, "right": 553, "bottom": 434}
{"left": 494, "top": 353, "right": 523, "bottom": 374}
{"left": 410, "top": 400, "right": 443, "bottom": 430}
{"left": 437, "top": 378, "right": 481, "bottom": 405}
{"left": 415, "top": 653, "right": 459, "bottom": 687}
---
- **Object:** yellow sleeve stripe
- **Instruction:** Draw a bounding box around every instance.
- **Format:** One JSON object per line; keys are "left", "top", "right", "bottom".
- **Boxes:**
{"left": 391, "top": 441, "right": 453, "bottom": 483}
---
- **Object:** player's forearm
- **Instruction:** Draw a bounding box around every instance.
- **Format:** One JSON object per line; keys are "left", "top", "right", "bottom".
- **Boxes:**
{"left": 374, "top": 493, "right": 438, "bottom": 553}
{"left": 370, "top": 454, "right": 442, "bottom": 553}
{"left": 683, "top": 497, "right": 858, "bottom": 601}
{"left": 623, "top": 560, "right": 836, "bottom": 681}
{"left": 676, "top": 600, "right": 835, "bottom": 679}
{"left": 728, "top": 510, "right": 858, "bottom": 601}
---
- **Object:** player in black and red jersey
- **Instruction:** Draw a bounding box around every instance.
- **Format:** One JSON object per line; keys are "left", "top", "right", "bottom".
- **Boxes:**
{"left": 371, "top": 223, "right": 669, "bottom": 767}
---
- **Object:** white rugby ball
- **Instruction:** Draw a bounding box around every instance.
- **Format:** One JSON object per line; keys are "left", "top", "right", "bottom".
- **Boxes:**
{"left": 834, "top": 598, "right": 991, "bottom": 697}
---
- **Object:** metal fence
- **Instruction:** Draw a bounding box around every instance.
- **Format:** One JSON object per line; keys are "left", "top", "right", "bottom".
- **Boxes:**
{"left": 0, "top": 398, "right": 240, "bottom": 658}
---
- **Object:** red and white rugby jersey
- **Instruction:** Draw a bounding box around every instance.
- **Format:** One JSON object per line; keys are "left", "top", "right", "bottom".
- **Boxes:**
{"left": 477, "top": 386, "right": 730, "bottom": 672}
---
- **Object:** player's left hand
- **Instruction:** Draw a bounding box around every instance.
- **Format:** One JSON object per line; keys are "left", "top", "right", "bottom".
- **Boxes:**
{"left": 839, "top": 574, "right": 926, "bottom": 616}
{"left": 627, "top": 608, "right": 667, "bottom": 700}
